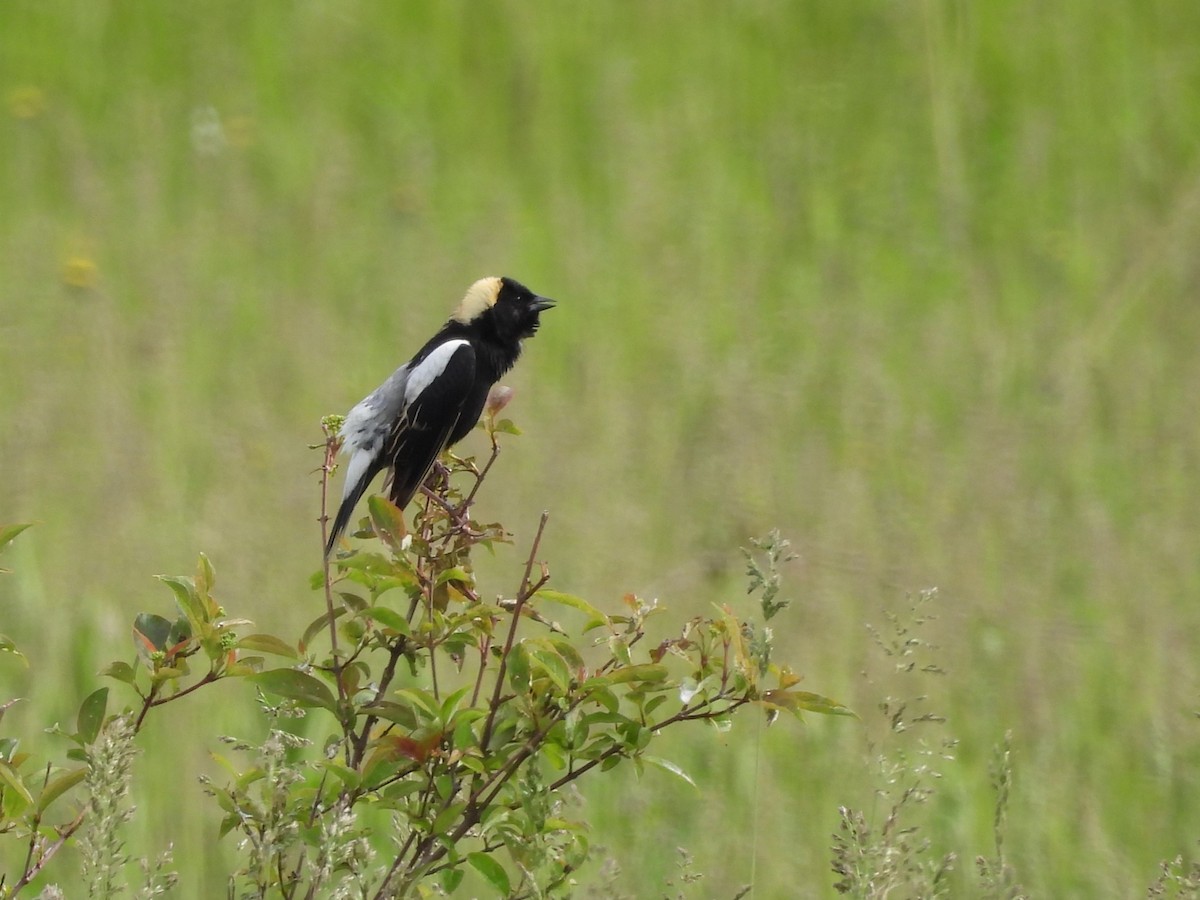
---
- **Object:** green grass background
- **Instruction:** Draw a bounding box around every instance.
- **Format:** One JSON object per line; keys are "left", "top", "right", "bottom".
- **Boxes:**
{"left": 3, "top": 1, "right": 1200, "bottom": 895}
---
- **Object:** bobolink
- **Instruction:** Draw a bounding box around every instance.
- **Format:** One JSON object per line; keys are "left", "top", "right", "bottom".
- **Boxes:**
{"left": 325, "top": 276, "right": 554, "bottom": 556}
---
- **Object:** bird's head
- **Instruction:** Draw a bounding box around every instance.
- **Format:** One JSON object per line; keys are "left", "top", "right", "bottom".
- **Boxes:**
{"left": 452, "top": 276, "right": 555, "bottom": 340}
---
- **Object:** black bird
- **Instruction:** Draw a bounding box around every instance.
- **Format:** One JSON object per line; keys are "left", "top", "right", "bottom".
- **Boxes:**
{"left": 325, "top": 276, "right": 554, "bottom": 556}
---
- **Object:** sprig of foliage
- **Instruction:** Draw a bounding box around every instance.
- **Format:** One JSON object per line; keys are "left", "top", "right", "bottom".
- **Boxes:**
{"left": 219, "top": 410, "right": 850, "bottom": 896}
{"left": 0, "top": 410, "right": 852, "bottom": 897}
{"left": 78, "top": 715, "right": 139, "bottom": 898}
{"left": 830, "top": 590, "right": 957, "bottom": 899}
{"left": 976, "top": 731, "right": 1026, "bottom": 900}
{"left": 742, "top": 529, "right": 796, "bottom": 621}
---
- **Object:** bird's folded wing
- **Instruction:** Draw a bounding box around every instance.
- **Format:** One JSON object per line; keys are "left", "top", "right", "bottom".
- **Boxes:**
{"left": 385, "top": 340, "right": 477, "bottom": 509}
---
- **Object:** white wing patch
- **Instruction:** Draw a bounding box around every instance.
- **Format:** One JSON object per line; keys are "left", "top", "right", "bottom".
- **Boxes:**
{"left": 334, "top": 340, "right": 470, "bottom": 503}
{"left": 404, "top": 339, "right": 470, "bottom": 404}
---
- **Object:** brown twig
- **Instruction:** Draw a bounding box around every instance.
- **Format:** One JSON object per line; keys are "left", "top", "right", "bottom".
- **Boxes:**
{"left": 480, "top": 511, "right": 549, "bottom": 752}
{"left": 9, "top": 806, "right": 88, "bottom": 894}
{"left": 318, "top": 429, "right": 344, "bottom": 681}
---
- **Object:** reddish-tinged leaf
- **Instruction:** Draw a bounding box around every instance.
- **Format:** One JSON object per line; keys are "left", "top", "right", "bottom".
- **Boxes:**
{"left": 376, "top": 732, "right": 440, "bottom": 763}
{"left": 133, "top": 613, "right": 173, "bottom": 653}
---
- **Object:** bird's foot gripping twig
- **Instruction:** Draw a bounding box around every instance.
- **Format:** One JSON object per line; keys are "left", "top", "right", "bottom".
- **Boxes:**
{"left": 420, "top": 475, "right": 481, "bottom": 538}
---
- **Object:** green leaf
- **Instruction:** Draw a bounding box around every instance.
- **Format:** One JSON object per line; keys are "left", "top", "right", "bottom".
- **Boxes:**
{"left": 492, "top": 418, "right": 522, "bottom": 436}
{"left": 318, "top": 760, "right": 361, "bottom": 789}
{"left": 639, "top": 754, "right": 698, "bottom": 788}
{"left": 0, "top": 524, "right": 32, "bottom": 559}
{"left": 786, "top": 690, "right": 858, "bottom": 718}
{"left": 598, "top": 664, "right": 669, "bottom": 686}
{"left": 250, "top": 669, "right": 337, "bottom": 713}
{"left": 392, "top": 688, "right": 441, "bottom": 721}
{"left": 339, "top": 591, "right": 368, "bottom": 612}
{"left": 468, "top": 851, "right": 511, "bottom": 896}
{"left": 361, "top": 606, "right": 410, "bottom": 633}
{"left": 431, "top": 801, "right": 467, "bottom": 835}
{"left": 525, "top": 640, "right": 571, "bottom": 694}
{"left": 299, "top": 608, "right": 346, "bottom": 653}
{"left": 534, "top": 589, "right": 610, "bottom": 631}
{"left": 99, "top": 661, "right": 137, "bottom": 685}
{"left": 236, "top": 634, "right": 299, "bottom": 659}
{"left": 359, "top": 701, "right": 418, "bottom": 730}
{"left": 435, "top": 566, "right": 472, "bottom": 587}
{"left": 0, "top": 761, "right": 34, "bottom": 816}
{"left": 439, "top": 685, "right": 472, "bottom": 723}
{"left": 441, "top": 867, "right": 464, "bottom": 893}
{"left": 157, "top": 575, "right": 205, "bottom": 627}
{"left": 506, "top": 642, "right": 531, "bottom": 693}
{"left": 0, "top": 698, "right": 23, "bottom": 730}
{"left": 368, "top": 495, "right": 409, "bottom": 554}
{"left": 76, "top": 688, "right": 109, "bottom": 744}
{"left": 37, "top": 767, "right": 86, "bottom": 814}
{"left": 0, "top": 634, "right": 27, "bottom": 666}
{"left": 196, "top": 552, "right": 216, "bottom": 595}
{"left": 226, "top": 657, "right": 264, "bottom": 676}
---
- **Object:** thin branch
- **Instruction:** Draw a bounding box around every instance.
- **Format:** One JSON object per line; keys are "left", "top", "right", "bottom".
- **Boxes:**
{"left": 350, "top": 638, "right": 409, "bottom": 768}
{"left": 318, "top": 427, "right": 346, "bottom": 705}
{"left": 481, "top": 511, "right": 549, "bottom": 752}
{"left": 9, "top": 807, "right": 87, "bottom": 894}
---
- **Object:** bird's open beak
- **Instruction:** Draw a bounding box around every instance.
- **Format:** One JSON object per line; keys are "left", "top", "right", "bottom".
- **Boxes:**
{"left": 531, "top": 296, "right": 556, "bottom": 313}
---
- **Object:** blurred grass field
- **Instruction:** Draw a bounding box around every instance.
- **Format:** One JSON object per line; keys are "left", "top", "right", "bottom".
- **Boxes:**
{"left": 3, "top": 1, "right": 1200, "bottom": 895}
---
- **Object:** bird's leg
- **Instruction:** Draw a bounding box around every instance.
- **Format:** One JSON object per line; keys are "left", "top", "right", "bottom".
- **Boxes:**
{"left": 419, "top": 484, "right": 483, "bottom": 538}
{"left": 431, "top": 455, "right": 480, "bottom": 527}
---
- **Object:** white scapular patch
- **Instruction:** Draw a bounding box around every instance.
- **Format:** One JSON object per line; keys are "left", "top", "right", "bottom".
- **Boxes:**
{"left": 404, "top": 339, "right": 470, "bottom": 404}
{"left": 333, "top": 340, "right": 470, "bottom": 501}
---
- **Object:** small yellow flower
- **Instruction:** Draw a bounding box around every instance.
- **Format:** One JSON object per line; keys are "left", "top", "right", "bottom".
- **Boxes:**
{"left": 7, "top": 86, "right": 46, "bottom": 120}
{"left": 63, "top": 255, "right": 98, "bottom": 289}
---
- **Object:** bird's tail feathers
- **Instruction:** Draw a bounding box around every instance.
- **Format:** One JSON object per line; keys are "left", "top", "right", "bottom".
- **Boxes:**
{"left": 324, "top": 464, "right": 380, "bottom": 557}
